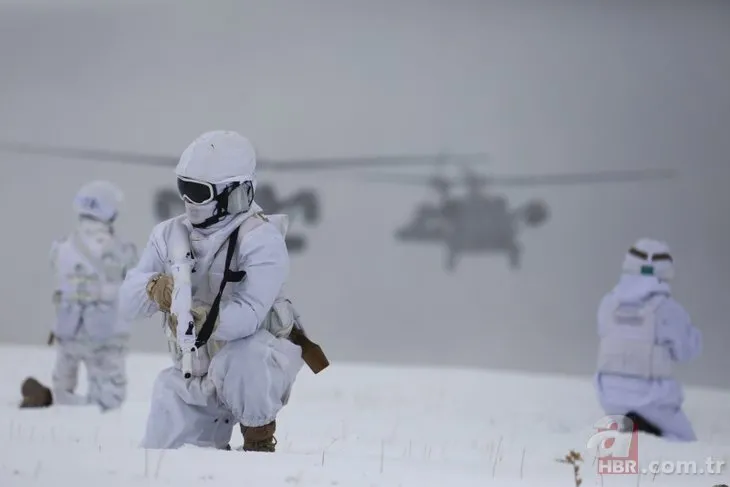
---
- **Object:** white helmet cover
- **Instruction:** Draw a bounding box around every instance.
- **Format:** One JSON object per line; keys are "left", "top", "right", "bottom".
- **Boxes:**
{"left": 174, "top": 130, "right": 257, "bottom": 227}
{"left": 73, "top": 180, "right": 124, "bottom": 223}
{"left": 621, "top": 238, "right": 675, "bottom": 281}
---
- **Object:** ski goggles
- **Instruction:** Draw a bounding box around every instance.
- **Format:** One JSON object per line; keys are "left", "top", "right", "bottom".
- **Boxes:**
{"left": 176, "top": 176, "right": 217, "bottom": 205}
{"left": 628, "top": 247, "right": 673, "bottom": 262}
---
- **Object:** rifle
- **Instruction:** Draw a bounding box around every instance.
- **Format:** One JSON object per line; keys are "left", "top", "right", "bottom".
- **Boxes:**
{"left": 168, "top": 220, "right": 197, "bottom": 379}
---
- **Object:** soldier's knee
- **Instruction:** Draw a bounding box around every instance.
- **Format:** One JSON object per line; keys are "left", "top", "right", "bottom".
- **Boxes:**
{"left": 232, "top": 331, "right": 271, "bottom": 357}
{"left": 211, "top": 332, "right": 297, "bottom": 394}
{"left": 242, "top": 339, "right": 293, "bottom": 384}
{"left": 242, "top": 338, "right": 272, "bottom": 368}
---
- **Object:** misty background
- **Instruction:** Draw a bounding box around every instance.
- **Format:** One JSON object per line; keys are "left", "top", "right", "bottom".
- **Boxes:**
{"left": 0, "top": 1, "right": 728, "bottom": 388}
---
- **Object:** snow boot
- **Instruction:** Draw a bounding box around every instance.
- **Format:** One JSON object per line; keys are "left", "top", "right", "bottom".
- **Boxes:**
{"left": 240, "top": 421, "right": 277, "bottom": 452}
{"left": 624, "top": 411, "right": 662, "bottom": 437}
{"left": 20, "top": 377, "right": 53, "bottom": 408}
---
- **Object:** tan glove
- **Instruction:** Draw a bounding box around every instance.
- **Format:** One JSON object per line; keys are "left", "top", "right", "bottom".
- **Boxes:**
{"left": 146, "top": 274, "right": 174, "bottom": 312}
{"left": 168, "top": 306, "right": 211, "bottom": 335}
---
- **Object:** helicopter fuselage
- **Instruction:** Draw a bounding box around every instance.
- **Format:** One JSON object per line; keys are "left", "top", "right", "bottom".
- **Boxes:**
{"left": 395, "top": 195, "right": 519, "bottom": 251}
{"left": 394, "top": 194, "right": 525, "bottom": 270}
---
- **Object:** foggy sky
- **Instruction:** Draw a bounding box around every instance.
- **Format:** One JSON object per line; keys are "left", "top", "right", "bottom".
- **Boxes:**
{"left": 0, "top": 0, "right": 728, "bottom": 388}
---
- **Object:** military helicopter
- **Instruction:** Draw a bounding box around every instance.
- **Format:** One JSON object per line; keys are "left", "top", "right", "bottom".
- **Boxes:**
{"left": 0, "top": 140, "right": 487, "bottom": 254}
{"left": 358, "top": 164, "right": 675, "bottom": 271}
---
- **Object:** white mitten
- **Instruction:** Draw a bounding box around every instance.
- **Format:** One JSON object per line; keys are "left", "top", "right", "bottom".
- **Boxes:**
{"left": 267, "top": 298, "right": 296, "bottom": 338}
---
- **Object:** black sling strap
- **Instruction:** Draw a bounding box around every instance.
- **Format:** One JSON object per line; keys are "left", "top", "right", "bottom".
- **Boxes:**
{"left": 194, "top": 226, "right": 246, "bottom": 348}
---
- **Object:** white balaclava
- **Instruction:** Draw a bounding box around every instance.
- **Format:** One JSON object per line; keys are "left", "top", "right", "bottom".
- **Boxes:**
{"left": 174, "top": 130, "right": 256, "bottom": 229}
{"left": 72, "top": 180, "right": 124, "bottom": 257}
{"left": 621, "top": 238, "right": 675, "bottom": 282}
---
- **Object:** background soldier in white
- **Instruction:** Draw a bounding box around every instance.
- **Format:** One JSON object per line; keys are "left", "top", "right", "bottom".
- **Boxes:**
{"left": 118, "top": 130, "right": 327, "bottom": 452}
{"left": 594, "top": 238, "right": 702, "bottom": 441}
{"left": 20, "top": 180, "right": 138, "bottom": 411}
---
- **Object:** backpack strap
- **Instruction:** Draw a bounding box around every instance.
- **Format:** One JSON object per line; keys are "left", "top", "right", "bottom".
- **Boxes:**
{"left": 194, "top": 226, "right": 246, "bottom": 347}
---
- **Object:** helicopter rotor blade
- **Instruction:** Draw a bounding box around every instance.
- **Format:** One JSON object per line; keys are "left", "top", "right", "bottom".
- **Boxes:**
{"left": 486, "top": 168, "right": 675, "bottom": 187}
{"left": 355, "top": 172, "right": 453, "bottom": 190}
{"left": 0, "top": 140, "right": 490, "bottom": 172}
{"left": 0, "top": 141, "right": 176, "bottom": 167}
{"left": 354, "top": 167, "right": 675, "bottom": 189}
{"left": 352, "top": 173, "right": 433, "bottom": 184}
{"left": 262, "top": 153, "right": 488, "bottom": 172}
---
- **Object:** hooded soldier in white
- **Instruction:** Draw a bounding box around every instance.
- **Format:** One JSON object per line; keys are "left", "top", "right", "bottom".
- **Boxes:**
{"left": 20, "top": 180, "right": 138, "bottom": 411}
{"left": 118, "top": 130, "right": 327, "bottom": 452}
{"left": 594, "top": 238, "right": 702, "bottom": 441}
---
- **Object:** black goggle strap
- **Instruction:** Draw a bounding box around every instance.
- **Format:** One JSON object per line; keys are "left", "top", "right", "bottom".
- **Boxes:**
{"left": 189, "top": 180, "right": 243, "bottom": 229}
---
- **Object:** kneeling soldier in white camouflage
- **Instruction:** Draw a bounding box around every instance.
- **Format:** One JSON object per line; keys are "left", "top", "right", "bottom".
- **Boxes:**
{"left": 20, "top": 180, "right": 138, "bottom": 411}
{"left": 118, "top": 130, "right": 328, "bottom": 452}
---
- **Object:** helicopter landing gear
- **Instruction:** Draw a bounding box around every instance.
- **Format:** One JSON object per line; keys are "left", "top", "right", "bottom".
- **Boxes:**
{"left": 283, "top": 190, "right": 320, "bottom": 225}
{"left": 507, "top": 242, "right": 522, "bottom": 270}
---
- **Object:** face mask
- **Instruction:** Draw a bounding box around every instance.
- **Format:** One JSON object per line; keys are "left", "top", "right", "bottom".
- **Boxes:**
{"left": 184, "top": 200, "right": 217, "bottom": 226}
{"left": 77, "top": 218, "right": 113, "bottom": 256}
{"left": 78, "top": 218, "right": 111, "bottom": 235}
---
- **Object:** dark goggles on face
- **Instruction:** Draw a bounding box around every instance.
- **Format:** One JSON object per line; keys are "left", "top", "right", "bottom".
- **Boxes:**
{"left": 177, "top": 176, "right": 217, "bottom": 205}
{"left": 628, "top": 247, "right": 673, "bottom": 262}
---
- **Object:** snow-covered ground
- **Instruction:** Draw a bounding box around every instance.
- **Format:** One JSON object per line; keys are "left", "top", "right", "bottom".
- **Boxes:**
{"left": 1, "top": 345, "right": 729, "bottom": 486}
